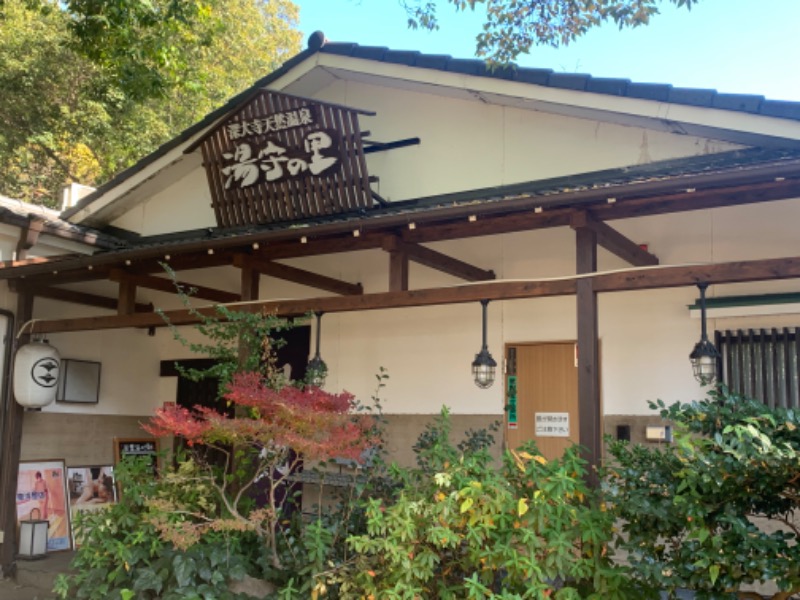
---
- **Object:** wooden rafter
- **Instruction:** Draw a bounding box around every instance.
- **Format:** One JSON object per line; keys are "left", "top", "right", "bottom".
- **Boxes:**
{"left": 570, "top": 210, "right": 658, "bottom": 267}
{"left": 21, "top": 254, "right": 800, "bottom": 334}
{"left": 233, "top": 255, "right": 363, "bottom": 296}
{"left": 108, "top": 269, "right": 240, "bottom": 303}
{"left": 383, "top": 236, "right": 496, "bottom": 281}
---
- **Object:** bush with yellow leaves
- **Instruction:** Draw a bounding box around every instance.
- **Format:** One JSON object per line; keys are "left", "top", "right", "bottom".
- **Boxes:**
{"left": 341, "top": 408, "right": 639, "bottom": 599}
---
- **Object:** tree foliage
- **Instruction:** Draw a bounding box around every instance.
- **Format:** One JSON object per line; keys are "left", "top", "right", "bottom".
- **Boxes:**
{"left": 608, "top": 388, "right": 800, "bottom": 599}
{"left": 0, "top": 0, "right": 300, "bottom": 206}
{"left": 404, "top": 0, "right": 698, "bottom": 64}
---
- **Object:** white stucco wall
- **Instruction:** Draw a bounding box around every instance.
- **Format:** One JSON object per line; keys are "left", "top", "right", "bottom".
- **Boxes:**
{"left": 108, "top": 77, "right": 739, "bottom": 236}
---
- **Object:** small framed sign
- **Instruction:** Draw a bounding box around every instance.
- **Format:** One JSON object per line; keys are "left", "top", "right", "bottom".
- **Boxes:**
{"left": 113, "top": 438, "right": 159, "bottom": 478}
{"left": 57, "top": 359, "right": 101, "bottom": 404}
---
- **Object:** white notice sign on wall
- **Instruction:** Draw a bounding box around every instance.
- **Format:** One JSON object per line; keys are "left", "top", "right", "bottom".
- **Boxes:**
{"left": 535, "top": 412, "right": 570, "bottom": 437}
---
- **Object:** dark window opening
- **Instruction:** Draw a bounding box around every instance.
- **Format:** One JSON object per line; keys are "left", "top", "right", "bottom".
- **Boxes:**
{"left": 715, "top": 327, "right": 800, "bottom": 409}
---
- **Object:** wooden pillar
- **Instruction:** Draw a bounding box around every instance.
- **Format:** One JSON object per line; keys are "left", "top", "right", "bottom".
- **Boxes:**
{"left": 240, "top": 263, "right": 260, "bottom": 303}
{"left": 575, "top": 226, "right": 601, "bottom": 486}
{"left": 117, "top": 278, "right": 137, "bottom": 315}
{"left": 389, "top": 250, "right": 409, "bottom": 292}
{"left": 0, "top": 292, "right": 33, "bottom": 577}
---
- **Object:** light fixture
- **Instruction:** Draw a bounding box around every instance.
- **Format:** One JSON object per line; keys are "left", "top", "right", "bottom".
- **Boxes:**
{"left": 13, "top": 339, "right": 60, "bottom": 409}
{"left": 307, "top": 312, "right": 327, "bottom": 387}
{"left": 471, "top": 299, "right": 497, "bottom": 389}
{"left": 689, "top": 282, "right": 720, "bottom": 385}
{"left": 18, "top": 508, "right": 48, "bottom": 559}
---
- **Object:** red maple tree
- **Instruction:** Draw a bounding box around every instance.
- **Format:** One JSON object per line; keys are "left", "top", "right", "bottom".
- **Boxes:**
{"left": 143, "top": 372, "right": 376, "bottom": 566}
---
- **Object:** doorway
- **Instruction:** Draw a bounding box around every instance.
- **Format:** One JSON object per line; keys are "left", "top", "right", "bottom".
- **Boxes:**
{"left": 505, "top": 342, "right": 580, "bottom": 460}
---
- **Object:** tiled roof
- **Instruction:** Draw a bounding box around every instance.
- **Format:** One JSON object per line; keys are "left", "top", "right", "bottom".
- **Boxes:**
{"left": 316, "top": 35, "right": 800, "bottom": 120}
{"left": 61, "top": 33, "right": 800, "bottom": 223}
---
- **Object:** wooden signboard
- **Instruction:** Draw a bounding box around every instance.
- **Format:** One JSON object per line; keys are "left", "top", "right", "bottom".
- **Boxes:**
{"left": 113, "top": 437, "right": 159, "bottom": 478}
{"left": 198, "top": 90, "right": 375, "bottom": 228}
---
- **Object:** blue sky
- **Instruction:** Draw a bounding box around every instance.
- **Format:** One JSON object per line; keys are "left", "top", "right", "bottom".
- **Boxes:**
{"left": 296, "top": 0, "right": 800, "bottom": 102}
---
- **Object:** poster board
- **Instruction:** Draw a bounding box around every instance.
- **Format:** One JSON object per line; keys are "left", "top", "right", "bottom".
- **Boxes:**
{"left": 66, "top": 465, "right": 116, "bottom": 548}
{"left": 16, "top": 459, "right": 72, "bottom": 551}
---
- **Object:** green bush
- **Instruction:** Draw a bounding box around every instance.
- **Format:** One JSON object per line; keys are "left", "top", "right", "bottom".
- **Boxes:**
{"left": 53, "top": 456, "right": 258, "bottom": 600}
{"left": 608, "top": 387, "right": 800, "bottom": 599}
{"left": 342, "top": 408, "right": 635, "bottom": 599}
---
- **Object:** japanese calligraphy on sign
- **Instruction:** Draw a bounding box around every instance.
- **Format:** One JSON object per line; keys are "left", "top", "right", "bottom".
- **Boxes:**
{"left": 226, "top": 107, "right": 316, "bottom": 140}
{"left": 221, "top": 130, "right": 340, "bottom": 189}
{"left": 198, "top": 90, "right": 375, "bottom": 228}
{"left": 114, "top": 437, "right": 159, "bottom": 478}
{"left": 506, "top": 376, "right": 518, "bottom": 429}
{"left": 534, "top": 412, "right": 570, "bottom": 437}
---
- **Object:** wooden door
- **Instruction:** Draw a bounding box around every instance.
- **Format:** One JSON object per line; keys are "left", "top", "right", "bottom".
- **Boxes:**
{"left": 505, "top": 343, "right": 579, "bottom": 460}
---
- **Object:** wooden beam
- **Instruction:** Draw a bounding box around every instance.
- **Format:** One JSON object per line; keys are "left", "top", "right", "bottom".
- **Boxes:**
{"left": 0, "top": 293, "right": 32, "bottom": 577}
{"left": 21, "top": 254, "right": 800, "bottom": 335}
{"left": 384, "top": 237, "right": 496, "bottom": 281}
{"left": 570, "top": 211, "right": 658, "bottom": 267}
{"left": 404, "top": 179, "right": 800, "bottom": 244}
{"left": 575, "top": 226, "right": 601, "bottom": 485}
{"left": 16, "top": 216, "right": 45, "bottom": 260}
{"left": 117, "top": 278, "right": 137, "bottom": 315}
{"left": 108, "top": 269, "right": 240, "bottom": 304}
{"left": 233, "top": 255, "right": 363, "bottom": 296}
{"left": 388, "top": 249, "right": 409, "bottom": 292}
{"left": 240, "top": 263, "right": 260, "bottom": 302}
{"left": 4, "top": 178, "right": 800, "bottom": 284}
{"left": 260, "top": 233, "right": 385, "bottom": 259}
{"left": 15, "top": 285, "right": 152, "bottom": 313}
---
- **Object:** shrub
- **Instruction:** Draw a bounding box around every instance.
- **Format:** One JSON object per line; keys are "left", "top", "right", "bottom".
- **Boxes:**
{"left": 53, "top": 456, "right": 257, "bottom": 600}
{"left": 608, "top": 387, "right": 800, "bottom": 599}
{"left": 342, "top": 408, "right": 634, "bottom": 599}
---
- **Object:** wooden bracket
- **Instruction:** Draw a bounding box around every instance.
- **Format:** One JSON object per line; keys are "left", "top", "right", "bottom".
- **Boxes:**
{"left": 233, "top": 255, "right": 363, "bottom": 296}
{"left": 570, "top": 211, "right": 658, "bottom": 267}
{"left": 382, "top": 236, "right": 495, "bottom": 282}
{"left": 109, "top": 269, "right": 240, "bottom": 303}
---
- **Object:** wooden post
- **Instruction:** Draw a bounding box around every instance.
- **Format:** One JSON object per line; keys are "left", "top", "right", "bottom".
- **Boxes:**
{"left": 0, "top": 292, "right": 33, "bottom": 577}
{"left": 389, "top": 250, "right": 409, "bottom": 292}
{"left": 575, "top": 226, "right": 601, "bottom": 486}
{"left": 117, "top": 278, "right": 137, "bottom": 315}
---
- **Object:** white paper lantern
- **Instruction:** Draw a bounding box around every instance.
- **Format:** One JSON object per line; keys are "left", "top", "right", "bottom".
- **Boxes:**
{"left": 13, "top": 341, "right": 60, "bottom": 408}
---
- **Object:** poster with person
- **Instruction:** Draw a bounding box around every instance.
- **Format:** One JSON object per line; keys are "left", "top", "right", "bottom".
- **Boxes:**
{"left": 16, "top": 460, "right": 71, "bottom": 551}
{"left": 66, "top": 465, "right": 116, "bottom": 548}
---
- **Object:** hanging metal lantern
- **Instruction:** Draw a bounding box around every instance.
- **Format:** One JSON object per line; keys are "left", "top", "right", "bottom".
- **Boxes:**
{"left": 13, "top": 340, "right": 61, "bottom": 408}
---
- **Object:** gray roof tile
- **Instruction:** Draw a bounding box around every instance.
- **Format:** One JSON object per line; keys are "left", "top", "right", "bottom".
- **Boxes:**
{"left": 585, "top": 77, "right": 630, "bottom": 96}
{"left": 548, "top": 73, "right": 590, "bottom": 91}
{"left": 514, "top": 67, "right": 553, "bottom": 85}
{"left": 626, "top": 82, "right": 672, "bottom": 102}
{"left": 668, "top": 87, "right": 716, "bottom": 107}
{"left": 760, "top": 100, "right": 800, "bottom": 120}
{"left": 712, "top": 93, "right": 764, "bottom": 113}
